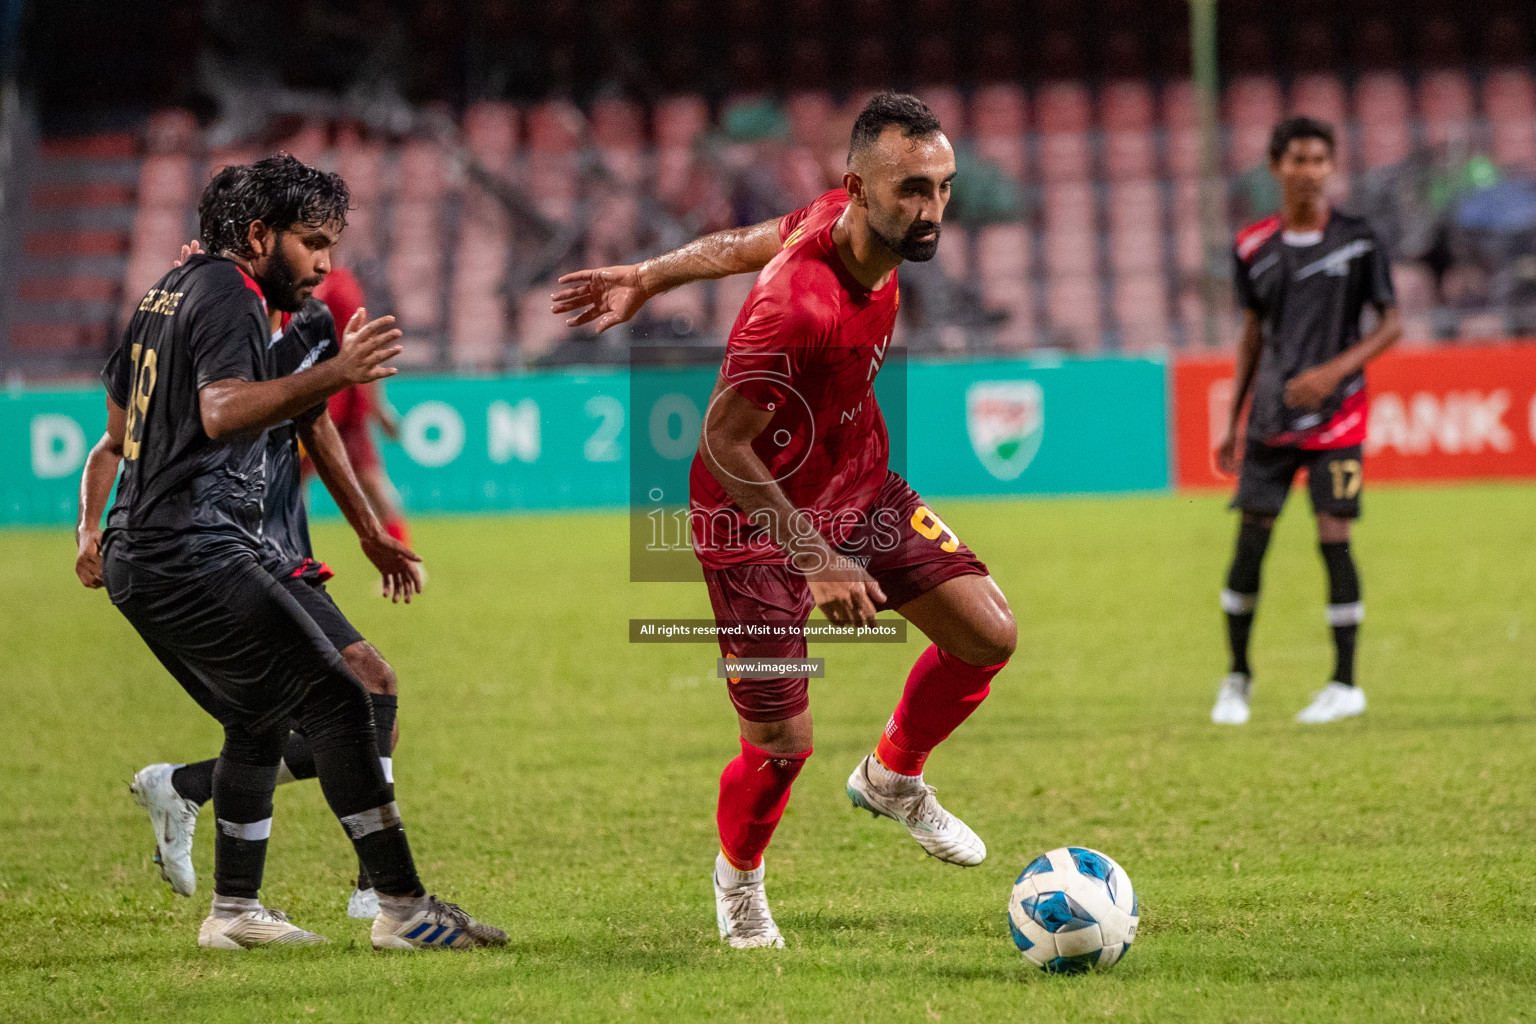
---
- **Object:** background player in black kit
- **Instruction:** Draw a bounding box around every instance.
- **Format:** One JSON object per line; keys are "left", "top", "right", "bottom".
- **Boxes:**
{"left": 1211, "top": 118, "right": 1401, "bottom": 727}
{"left": 77, "top": 209, "right": 421, "bottom": 919}
{"left": 85, "top": 155, "right": 502, "bottom": 949}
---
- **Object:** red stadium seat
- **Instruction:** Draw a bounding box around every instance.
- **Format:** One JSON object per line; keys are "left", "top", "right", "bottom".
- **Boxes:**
{"left": 654, "top": 95, "right": 710, "bottom": 201}
{"left": 1113, "top": 271, "right": 1171, "bottom": 352}
{"left": 936, "top": 224, "right": 970, "bottom": 281}
{"left": 526, "top": 99, "right": 584, "bottom": 155}
{"left": 516, "top": 286, "right": 569, "bottom": 360}
{"left": 975, "top": 223, "right": 1031, "bottom": 280}
{"left": 1484, "top": 68, "right": 1536, "bottom": 171}
{"left": 1288, "top": 73, "right": 1352, "bottom": 173}
{"left": 591, "top": 96, "right": 648, "bottom": 185}
{"left": 1355, "top": 72, "right": 1413, "bottom": 169}
{"left": 1100, "top": 80, "right": 1156, "bottom": 181}
{"left": 1225, "top": 75, "right": 1284, "bottom": 172}
{"left": 914, "top": 85, "right": 965, "bottom": 139}
{"left": 450, "top": 188, "right": 511, "bottom": 370}
{"left": 463, "top": 101, "right": 519, "bottom": 172}
{"left": 979, "top": 275, "right": 1034, "bottom": 350}
{"left": 972, "top": 83, "right": 1027, "bottom": 178}
{"left": 1045, "top": 275, "right": 1103, "bottom": 351}
{"left": 1161, "top": 80, "right": 1202, "bottom": 180}
{"left": 1419, "top": 69, "right": 1476, "bottom": 148}
{"left": 1106, "top": 182, "right": 1164, "bottom": 274}
{"left": 785, "top": 91, "right": 835, "bottom": 150}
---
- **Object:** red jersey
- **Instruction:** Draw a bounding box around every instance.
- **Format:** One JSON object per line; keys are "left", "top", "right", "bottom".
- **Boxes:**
{"left": 689, "top": 189, "right": 900, "bottom": 569}
{"left": 312, "top": 267, "right": 372, "bottom": 431}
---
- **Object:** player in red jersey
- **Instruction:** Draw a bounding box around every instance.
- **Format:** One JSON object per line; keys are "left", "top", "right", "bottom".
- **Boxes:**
{"left": 555, "top": 94, "right": 1016, "bottom": 948}
{"left": 309, "top": 267, "right": 412, "bottom": 548}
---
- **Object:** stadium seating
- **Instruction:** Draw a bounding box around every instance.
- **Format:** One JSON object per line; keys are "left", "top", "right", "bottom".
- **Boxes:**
{"left": 10, "top": 64, "right": 1535, "bottom": 371}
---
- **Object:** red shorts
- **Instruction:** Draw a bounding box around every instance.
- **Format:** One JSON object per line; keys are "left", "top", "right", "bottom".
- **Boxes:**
{"left": 701, "top": 471, "right": 989, "bottom": 722}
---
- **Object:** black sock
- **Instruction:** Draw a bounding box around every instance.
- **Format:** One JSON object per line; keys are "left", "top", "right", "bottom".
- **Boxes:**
{"left": 1320, "top": 541, "right": 1362, "bottom": 686}
{"left": 210, "top": 758, "right": 280, "bottom": 899}
{"left": 1222, "top": 520, "right": 1273, "bottom": 676}
{"left": 282, "top": 730, "right": 317, "bottom": 780}
{"left": 368, "top": 693, "right": 398, "bottom": 756}
{"left": 172, "top": 759, "right": 217, "bottom": 807}
{"left": 356, "top": 694, "right": 398, "bottom": 891}
{"left": 297, "top": 671, "right": 423, "bottom": 898}
{"left": 311, "top": 738, "right": 422, "bottom": 897}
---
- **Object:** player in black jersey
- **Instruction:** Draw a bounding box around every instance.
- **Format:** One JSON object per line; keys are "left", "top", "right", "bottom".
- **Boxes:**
{"left": 1210, "top": 118, "right": 1401, "bottom": 727}
{"left": 79, "top": 155, "right": 502, "bottom": 950}
{"left": 80, "top": 237, "right": 421, "bottom": 918}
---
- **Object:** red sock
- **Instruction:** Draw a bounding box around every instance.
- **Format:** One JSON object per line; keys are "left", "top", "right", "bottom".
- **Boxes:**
{"left": 384, "top": 518, "right": 411, "bottom": 547}
{"left": 716, "top": 737, "right": 811, "bottom": 871}
{"left": 875, "top": 644, "right": 1006, "bottom": 776}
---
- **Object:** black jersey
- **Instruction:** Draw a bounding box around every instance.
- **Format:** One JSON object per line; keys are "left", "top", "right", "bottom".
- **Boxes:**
{"left": 1233, "top": 210, "right": 1395, "bottom": 448}
{"left": 102, "top": 254, "right": 273, "bottom": 570}
{"left": 261, "top": 298, "right": 340, "bottom": 578}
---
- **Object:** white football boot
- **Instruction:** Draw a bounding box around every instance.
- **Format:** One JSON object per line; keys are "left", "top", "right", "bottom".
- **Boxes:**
{"left": 347, "top": 886, "right": 380, "bottom": 919}
{"left": 1295, "top": 682, "right": 1367, "bottom": 723}
{"left": 712, "top": 853, "right": 784, "bottom": 949}
{"left": 371, "top": 895, "right": 507, "bottom": 950}
{"left": 198, "top": 897, "right": 329, "bottom": 949}
{"left": 130, "top": 763, "right": 200, "bottom": 896}
{"left": 845, "top": 754, "right": 986, "bottom": 866}
{"left": 1211, "top": 673, "right": 1252, "bottom": 725}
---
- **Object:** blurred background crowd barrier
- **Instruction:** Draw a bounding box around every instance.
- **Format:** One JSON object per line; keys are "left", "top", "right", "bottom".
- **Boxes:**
{"left": 2, "top": 0, "right": 1536, "bottom": 381}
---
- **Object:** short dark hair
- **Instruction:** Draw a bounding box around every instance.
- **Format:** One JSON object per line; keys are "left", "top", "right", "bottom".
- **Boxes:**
{"left": 1268, "top": 116, "right": 1335, "bottom": 164}
{"left": 197, "top": 164, "right": 251, "bottom": 255}
{"left": 202, "top": 153, "right": 351, "bottom": 256}
{"left": 848, "top": 92, "right": 943, "bottom": 164}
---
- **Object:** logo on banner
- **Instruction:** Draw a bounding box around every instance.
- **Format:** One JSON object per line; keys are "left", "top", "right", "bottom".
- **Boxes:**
{"left": 966, "top": 380, "right": 1045, "bottom": 481}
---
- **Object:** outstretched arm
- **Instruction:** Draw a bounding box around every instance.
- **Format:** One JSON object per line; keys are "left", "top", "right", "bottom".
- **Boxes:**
{"left": 75, "top": 396, "right": 126, "bottom": 587}
{"left": 298, "top": 410, "right": 423, "bottom": 603}
{"left": 550, "top": 217, "right": 785, "bottom": 333}
{"left": 199, "top": 309, "right": 402, "bottom": 440}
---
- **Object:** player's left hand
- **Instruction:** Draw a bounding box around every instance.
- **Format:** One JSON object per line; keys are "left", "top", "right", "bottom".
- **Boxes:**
{"left": 75, "top": 529, "right": 104, "bottom": 588}
{"left": 173, "top": 240, "right": 202, "bottom": 267}
{"left": 360, "top": 529, "right": 424, "bottom": 604}
{"left": 550, "top": 265, "right": 652, "bottom": 333}
{"left": 1284, "top": 365, "right": 1339, "bottom": 411}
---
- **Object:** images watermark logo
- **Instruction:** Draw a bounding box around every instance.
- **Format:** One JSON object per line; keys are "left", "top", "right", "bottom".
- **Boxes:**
{"left": 965, "top": 380, "right": 1044, "bottom": 481}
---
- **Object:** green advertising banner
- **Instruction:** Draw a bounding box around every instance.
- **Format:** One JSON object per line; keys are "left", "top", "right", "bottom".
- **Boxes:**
{"left": 1, "top": 355, "right": 1169, "bottom": 527}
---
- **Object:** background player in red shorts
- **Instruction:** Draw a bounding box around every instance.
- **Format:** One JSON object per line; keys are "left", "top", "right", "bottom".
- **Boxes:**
{"left": 309, "top": 267, "right": 412, "bottom": 549}
{"left": 555, "top": 93, "right": 1017, "bottom": 949}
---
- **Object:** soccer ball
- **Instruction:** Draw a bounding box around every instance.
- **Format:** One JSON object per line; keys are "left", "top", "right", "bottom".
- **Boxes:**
{"left": 1007, "top": 846, "right": 1138, "bottom": 974}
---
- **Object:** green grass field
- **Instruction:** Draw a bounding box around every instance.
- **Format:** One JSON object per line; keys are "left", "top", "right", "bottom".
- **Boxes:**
{"left": 4, "top": 484, "right": 1536, "bottom": 1022}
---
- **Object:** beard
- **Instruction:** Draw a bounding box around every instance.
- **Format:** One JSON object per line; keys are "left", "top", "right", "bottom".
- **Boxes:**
{"left": 256, "top": 236, "right": 322, "bottom": 312}
{"left": 871, "top": 217, "right": 942, "bottom": 263}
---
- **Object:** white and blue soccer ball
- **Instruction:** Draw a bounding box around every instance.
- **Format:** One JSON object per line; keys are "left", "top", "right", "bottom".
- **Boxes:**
{"left": 1007, "top": 846, "right": 1138, "bottom": 974}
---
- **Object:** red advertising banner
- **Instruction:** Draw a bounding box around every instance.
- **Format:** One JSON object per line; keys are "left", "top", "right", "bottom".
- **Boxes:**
{"left": 1173, "top": 343, "right": 1536, "bottom": 487}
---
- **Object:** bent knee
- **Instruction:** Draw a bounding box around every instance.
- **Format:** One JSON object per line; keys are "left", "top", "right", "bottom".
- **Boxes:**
{"left": 952, "top": 604, "right": 1017, "bottom": 667}
{"left": 341, "top": 641, "right": 397, "bottom": 695}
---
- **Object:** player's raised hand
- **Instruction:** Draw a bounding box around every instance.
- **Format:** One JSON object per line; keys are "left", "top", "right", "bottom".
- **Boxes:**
{"left": 806, "top": 558, "right": 887, "bottom": 629}
{"left": 173, "top": 240, "right": 202, "bottom": 268}
{"left": 336, "top": 307, "right": 403, "bottom": 384}
{"left": 360, "top": 528, "right": 424, "bottom": 604}
{"left": 551, "top": 264, "right": 651, "bottom": 333}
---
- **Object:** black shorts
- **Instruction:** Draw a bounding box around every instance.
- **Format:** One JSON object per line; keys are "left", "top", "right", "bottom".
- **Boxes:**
{"left": 104, "top": 547, "right": 349, "bottom": 733}
{"left": 280, "top": 576, "right": 366, "bottom": 653}
{"left": 1232, "top": 440, "right": 1363, "bottom": 519}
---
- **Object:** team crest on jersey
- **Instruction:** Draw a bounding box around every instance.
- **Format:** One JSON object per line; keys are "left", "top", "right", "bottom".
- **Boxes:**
{"left": 965, "top": 380, "right": 1044, "bottom": 481}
